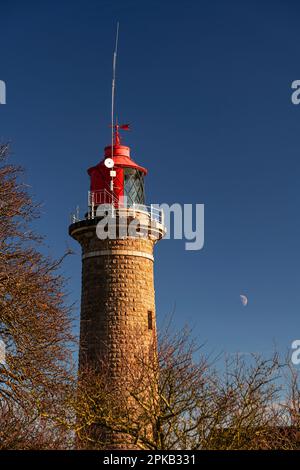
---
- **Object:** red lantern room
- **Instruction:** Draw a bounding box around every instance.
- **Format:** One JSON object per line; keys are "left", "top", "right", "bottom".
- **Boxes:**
{"left": 88, "top": 124, "right": 147, "bottom": 208}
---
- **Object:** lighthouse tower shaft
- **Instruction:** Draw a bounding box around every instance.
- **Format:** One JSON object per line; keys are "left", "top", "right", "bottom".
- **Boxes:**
{"left": 70, "top": 225, "right": 158, "bottom": 377}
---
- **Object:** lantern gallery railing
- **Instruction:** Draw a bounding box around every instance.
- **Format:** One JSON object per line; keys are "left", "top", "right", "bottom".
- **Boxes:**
{"left": 93, "top": 203, "right": 164, "bottom": 225}
{"left": 71, "top": 190, "right": 165, "bottom": 226}
{"left": 88, "top": 189, "right": 119, "bottom": 207}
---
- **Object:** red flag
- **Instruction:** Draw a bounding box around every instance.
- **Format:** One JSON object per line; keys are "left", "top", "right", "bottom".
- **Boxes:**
{"left": 119, "top": 124, "right": 130, "bottom": 130}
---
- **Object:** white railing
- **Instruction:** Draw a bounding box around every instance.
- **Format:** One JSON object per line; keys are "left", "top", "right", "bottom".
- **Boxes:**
{"left": 128, "top": 203, "right": 164, "bottom": 225}
{"left": 88, "top": 202, "right": 164, "bottom": 225}
{"left": 88, "top": 189, "right": 118, "bottom": 207}
{"left": 70, "top": 190, "right": 165, "bottom": 226}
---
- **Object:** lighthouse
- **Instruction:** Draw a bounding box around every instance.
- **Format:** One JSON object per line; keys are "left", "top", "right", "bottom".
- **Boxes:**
{"left": 69, "top": 124, "right": 165, "bottom": 448}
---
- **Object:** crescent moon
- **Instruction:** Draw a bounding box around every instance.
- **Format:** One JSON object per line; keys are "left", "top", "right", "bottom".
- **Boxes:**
{"left": 240, "top": 294, "right": 248, "bottom": 306}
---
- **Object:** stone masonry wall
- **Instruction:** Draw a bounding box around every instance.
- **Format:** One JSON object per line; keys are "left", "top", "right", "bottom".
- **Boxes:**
{"left": 71, "top": 223, "right": 157, "bottom": 380}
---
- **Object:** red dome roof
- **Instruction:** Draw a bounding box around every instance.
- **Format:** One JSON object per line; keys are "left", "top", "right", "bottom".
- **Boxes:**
{"left": 103, "top": 144, "right": 147, "bottom": 174}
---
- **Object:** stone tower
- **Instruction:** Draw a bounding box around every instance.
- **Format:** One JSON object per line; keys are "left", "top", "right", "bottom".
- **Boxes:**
{"left": 69, "top": 125, "right": 165, "bottom": 448}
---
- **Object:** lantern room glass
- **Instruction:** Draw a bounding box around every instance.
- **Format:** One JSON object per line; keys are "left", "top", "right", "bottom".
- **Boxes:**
{"left": 124, "top": 168, "right": 145, "bottom": 206}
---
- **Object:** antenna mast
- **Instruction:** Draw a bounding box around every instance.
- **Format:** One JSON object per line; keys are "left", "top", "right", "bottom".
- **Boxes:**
{"left": 110, "top": 22, "right": 119, "bottom": 193}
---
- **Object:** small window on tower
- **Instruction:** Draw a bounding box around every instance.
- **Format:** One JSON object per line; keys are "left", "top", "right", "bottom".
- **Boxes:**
{"left": 147, "top": 310, "right": 153, "bottom": 330}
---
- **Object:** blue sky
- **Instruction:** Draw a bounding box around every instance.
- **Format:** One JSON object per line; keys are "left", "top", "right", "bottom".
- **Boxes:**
{"left": 1, "top": 0, "right": 300, "bottom": 359}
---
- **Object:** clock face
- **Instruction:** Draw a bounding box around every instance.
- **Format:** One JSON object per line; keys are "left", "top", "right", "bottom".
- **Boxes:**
{"left": 104, "top": 158, "right": 114, "bottom": 169}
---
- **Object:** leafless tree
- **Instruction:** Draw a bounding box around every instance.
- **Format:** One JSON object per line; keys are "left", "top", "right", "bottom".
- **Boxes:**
{"left": 0, "top": 143, "right": 75, "bottom": 449}
{"left": 68, "top": 327, "right": 300, "bottom": 450}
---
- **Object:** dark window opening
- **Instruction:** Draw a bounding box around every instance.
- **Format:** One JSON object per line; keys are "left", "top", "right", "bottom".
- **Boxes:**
{"left": 148, "top": 310, "right": 153, "bottom": 330}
